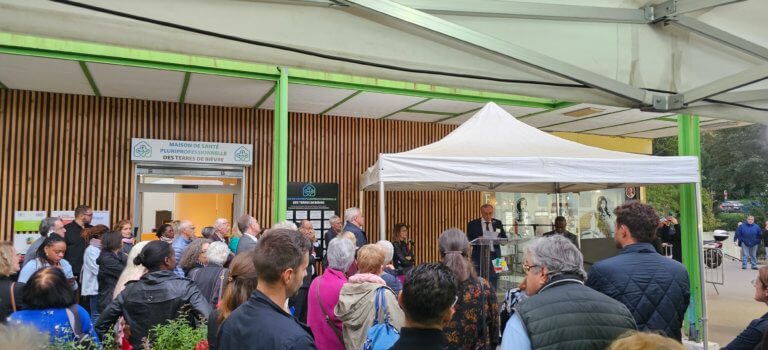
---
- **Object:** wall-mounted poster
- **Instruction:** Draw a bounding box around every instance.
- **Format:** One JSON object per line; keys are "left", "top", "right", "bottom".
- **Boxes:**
{"left": 13, "top": 211, "right": 47, "bottom": 254}
{"left": 92, "top": 211, "right": 111, "bottom": 227}
{"left": 51, "top": 210, "right": 75, "bottom": 225}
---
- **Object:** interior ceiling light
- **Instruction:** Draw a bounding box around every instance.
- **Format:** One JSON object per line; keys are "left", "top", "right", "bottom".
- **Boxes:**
{"left": 563, "top": 107, "right": 606, "bottom": 118}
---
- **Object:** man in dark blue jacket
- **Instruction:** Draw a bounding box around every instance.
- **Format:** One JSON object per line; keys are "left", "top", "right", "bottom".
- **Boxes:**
{"left": 586, "top": 201, "right": 690, "bottom": 341}
{"left": 218, "top": 229, "right": 316, "bottom": 350}
{"left": 467, "top": 204, "right": 507, "bottom": 290}
{"left": 736, "top": 216, "right": 762, "bottom": 270}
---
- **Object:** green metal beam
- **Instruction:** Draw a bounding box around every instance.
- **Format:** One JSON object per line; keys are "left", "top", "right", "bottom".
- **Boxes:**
{"left": 0, "top": 32, "right": 568, "bottom": 110}
{"left": 0, "top": 79, "right": 7, "bottom": 89}
{"left": 253, "top": 83, "right": 277, "bottom": 109}
{"left": 320, "top": 90, "right": 362, "bottom": 115}
{"left": 434, "top": 106, "right": 482, "bottom": 123}
{"left": 677, "top": 114, "right": 705, "bottom": 342}
{"left": 402, "top": 109, "right": 456, "bottom": 116}
{"left": 379, "top": 98, "right": 431, "bottom": 119}
{"left": 78, "top": 61, "right": 100, "bottom": 97}
{"left": 272, "top": 68, "right": 289, "bottom": 223}
{"left": 179, "top": 72, "right": 191, "bottom": 105}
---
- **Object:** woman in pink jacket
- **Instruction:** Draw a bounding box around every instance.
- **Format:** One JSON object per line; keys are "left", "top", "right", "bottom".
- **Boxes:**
{"left": 307, "top": 236, "right": 356, "bottom": 350}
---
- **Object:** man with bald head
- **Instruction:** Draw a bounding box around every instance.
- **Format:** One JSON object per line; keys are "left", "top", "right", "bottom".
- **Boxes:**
{"left": 173, "top": 220, "right": 196, "bottom": 277}
{"left": 289, "top": 220, "right": 319, "bottom": 323}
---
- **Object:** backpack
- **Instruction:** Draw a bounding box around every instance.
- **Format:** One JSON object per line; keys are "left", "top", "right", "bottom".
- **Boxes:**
{"left": 362, "top": 287, "right": 399, "bottom": 350}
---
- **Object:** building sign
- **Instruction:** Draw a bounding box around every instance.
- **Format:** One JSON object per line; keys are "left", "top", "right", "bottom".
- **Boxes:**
{"left": 287, "top": 182, "right": 339, "bottom": 257}
{"left": 131, "top": 138, "right": 253, "bottom": 165}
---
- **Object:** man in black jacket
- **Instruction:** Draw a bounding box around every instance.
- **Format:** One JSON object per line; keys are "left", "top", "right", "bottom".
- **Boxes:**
{"left": 391, "top": 263, "right": 457, "bottom": 350}
{"left": 63, "top": 205, "right": 93, "bottom": 280}
{"left": 219, "top": 229, "right": 315, "bottom": 350}
{"left": 466, "top": 204, "right": 507, "bottom": 289}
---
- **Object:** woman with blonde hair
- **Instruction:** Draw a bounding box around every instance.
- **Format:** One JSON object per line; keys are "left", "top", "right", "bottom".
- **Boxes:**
{"left": 0, "top": 242, "right": 23, "bottom": 322}
{"left": 440, "top": 227, "right": 499, "bottom": 350}
{"left": 335, "top": 244, "right": 404, "bottom": 350}
{"left": 207, "top": 250, "right": 258, "bottom": 350}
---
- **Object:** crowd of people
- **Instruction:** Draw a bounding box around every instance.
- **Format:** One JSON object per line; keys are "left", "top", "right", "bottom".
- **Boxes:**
{"left": 0, "top": 202, "right": 766, "bottom": 349}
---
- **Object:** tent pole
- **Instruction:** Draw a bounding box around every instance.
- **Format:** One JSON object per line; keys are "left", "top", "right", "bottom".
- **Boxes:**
{"left": 379, "top": 181, "right": 386, "bottom": 241}
{"left": 678, "top": 114, "right": 706, "bottom": 346}
{"left": 695, "top": 181, "right": 709, "bottom": 349}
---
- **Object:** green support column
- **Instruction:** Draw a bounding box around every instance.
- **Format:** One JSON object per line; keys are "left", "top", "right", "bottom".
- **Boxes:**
{"left": 678, "top": 114, "right": 704, "bottom": 341}
{"left": 272, "top": 67, "right": 289, "bottom": 223}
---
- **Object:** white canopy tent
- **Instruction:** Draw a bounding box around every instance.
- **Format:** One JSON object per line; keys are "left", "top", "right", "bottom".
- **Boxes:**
{"left": 360, "top": 101, "right": 709, "bottom": 344}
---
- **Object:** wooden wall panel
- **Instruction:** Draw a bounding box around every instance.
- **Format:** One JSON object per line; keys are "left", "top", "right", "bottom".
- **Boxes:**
{"left": 0, "top": 89, "right": 275, "bottom": 240}
{"left": 1, "top": 89, "right": 481, "bottom": 263}
{"left": 289, "top": 113, "right": 481, "bottom": 263}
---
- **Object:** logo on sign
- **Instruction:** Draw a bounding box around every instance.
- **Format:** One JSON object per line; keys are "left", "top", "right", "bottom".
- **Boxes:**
{"left": 234, "top": 146, "right": 251, "bottom": 162}
{"left": 303, "top": 184, "right": 317, "bottom": 198}
{"left": 133, "top": 141, "right": 152, "bottom": 158}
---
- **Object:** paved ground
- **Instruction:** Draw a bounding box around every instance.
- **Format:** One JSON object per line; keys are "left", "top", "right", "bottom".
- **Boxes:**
{"left": 706, "top": 244, "right": 766, "bottom": 347}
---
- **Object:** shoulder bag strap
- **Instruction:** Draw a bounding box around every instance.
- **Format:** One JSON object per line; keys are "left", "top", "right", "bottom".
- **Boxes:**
{"left": 378, "top": 287, "right": 390, "bottom": 324}
{"left": 315, "top": 278, "right": 344, "bottom": 343}
{"left": 217, "top": 269, "right": 228, "bottom": 304}
{"left": 65, "top": 305, "right": 84, "bottom": 337}
{"left": 10, "top": 282, "right": 16, "bottom": 312}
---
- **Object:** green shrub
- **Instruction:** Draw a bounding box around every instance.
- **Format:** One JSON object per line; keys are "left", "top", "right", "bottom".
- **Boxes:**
{"left": 148, "top": 312, "right": 207, "bottom": 350}
{"left": 716, "top": 212, "right": 746, "bottom": 230}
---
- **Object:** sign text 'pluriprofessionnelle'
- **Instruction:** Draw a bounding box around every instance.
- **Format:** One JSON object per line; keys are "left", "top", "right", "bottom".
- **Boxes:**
{"left": 131, "top": 138, "right": 253, "bottom": 165}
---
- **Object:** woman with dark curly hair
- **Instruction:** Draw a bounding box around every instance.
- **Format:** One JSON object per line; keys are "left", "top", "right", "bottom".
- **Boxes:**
{"left": 18, "top": 235, "right": 78, "bottom": 290}
{"left": 180, "top": 238, "right": 211, "bottom": 277}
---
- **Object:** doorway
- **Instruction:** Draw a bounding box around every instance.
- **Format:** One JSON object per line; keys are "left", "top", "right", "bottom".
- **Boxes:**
{"left": 133, "top": 164, "right": 245, "bottom": 240}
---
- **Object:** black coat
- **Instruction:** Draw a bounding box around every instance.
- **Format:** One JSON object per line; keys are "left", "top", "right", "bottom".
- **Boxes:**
{"left": 189, "top": 263, "right": 228, "bottom": 307}
{"left": 63, "top": 221, "right": 92, "bottom": 276}
{"left": 219, "top": 289, "right": 315, "bottom": 350}
{"left": 95, "top": 270, "right": 211, "bottom": 349}
{"left": 0, "top": 277, "right": 24, "bottom": 322}
{"left": 96, "top": 251, "right": 127, "bottom": 313}
{"left": 466, "top": 218, "right": 507, "bottom": 279}
{"left": 392, "top": 240, "right": 415, "bottom": 275}
{"left": 658, "top": 224, "right": 682, "bottom": 263}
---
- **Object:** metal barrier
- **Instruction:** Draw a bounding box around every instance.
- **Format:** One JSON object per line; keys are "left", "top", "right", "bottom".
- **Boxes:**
{"left": 703, "top": 247, "right": 724, "bottom": 294}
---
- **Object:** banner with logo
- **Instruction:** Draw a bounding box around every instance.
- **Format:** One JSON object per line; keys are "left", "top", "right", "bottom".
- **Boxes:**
{"left": 131, "top": 138, "right": 253, "bottom": 165}
{"left": 287, "top": 182, "right": 339, "bottom": 256}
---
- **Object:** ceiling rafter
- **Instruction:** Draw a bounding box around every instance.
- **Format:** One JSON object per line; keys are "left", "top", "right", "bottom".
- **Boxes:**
{"left": 319, "top": 90, "right": 363, "bottom": 115}
{"left": 253, "top": 82, "right": 277, "bottom": 109}
{"left": 78, "top": 61, "right": 100, "bottom": 96}
{"left": 178, "top": 72, "right": 191, "bottom": 105}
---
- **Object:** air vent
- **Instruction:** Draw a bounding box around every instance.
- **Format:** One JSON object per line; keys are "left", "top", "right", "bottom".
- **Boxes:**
{"left": 563, "top": 107, "right": 605, "bottom": 118}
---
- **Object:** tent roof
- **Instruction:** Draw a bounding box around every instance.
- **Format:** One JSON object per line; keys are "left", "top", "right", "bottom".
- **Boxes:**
{"left": 360, "top": 102, "right": 700, "bottom": 192}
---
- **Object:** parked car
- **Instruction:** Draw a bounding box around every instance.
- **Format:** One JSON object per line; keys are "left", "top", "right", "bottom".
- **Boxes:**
{"left": 719, "top": 200, "right": 745, "bottom": 213}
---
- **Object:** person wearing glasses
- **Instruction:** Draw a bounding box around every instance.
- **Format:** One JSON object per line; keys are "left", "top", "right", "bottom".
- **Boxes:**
{"left": 390, "top": 262, "right": 458, "bottom": 350}
{"left": 63, "top": 205, "right": 93, "bottom": 283}
{"left": 721, "top": 266, "right": 768, "bottom": 349}
{"left": 501, "top": 235, "right": 636, "bottom": 350}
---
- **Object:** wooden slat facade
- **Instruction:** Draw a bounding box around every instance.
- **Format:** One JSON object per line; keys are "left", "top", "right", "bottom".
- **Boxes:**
{"left": 0, "top": 89, "right": 480, "bottom": 263}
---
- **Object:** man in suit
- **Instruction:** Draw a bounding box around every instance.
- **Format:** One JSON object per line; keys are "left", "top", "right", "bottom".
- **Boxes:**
{"left": 235, "top": 214, "right": 260, "bottom": 255}
{"left": 466, "top": 204, "right": 507, "bottom": 290}
{"left": 542, "top": 216, "right": 578, "bottom": 247}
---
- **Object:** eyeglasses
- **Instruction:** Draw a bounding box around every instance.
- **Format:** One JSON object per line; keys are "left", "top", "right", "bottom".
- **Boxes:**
{"left": 451, "top": 295, "right": 459, "bottom": 308}
{"left": 523, "top": 263, "right": 539, "bottom": 273}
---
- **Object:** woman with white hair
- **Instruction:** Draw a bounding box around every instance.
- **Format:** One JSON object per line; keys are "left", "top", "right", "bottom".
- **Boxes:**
{"left": 376, "top": 240, "right": 402, "bottom": 294}
{"left": 307, "top": 237, "right": 356, "bottom": 350}
{"left": 189, "top": 241, "right": 230, "bottom": 307}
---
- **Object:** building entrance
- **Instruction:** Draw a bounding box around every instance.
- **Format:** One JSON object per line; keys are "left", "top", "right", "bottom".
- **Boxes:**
{"left": 133, "top": 164, "right": 245, "bottom": 240}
